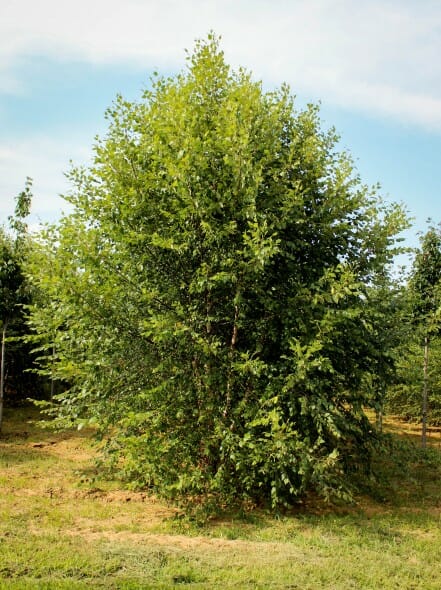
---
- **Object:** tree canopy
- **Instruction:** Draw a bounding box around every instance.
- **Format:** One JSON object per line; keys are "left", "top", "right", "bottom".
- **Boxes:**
{"left": 0, "top": 178, "right": 33, "bottom": 429}
{"left": 28, "top": 36, "right": 409, "bottom": 508}
{"left": 387, "top": 224, "right": 441, "bottom": 434}
{"left": 410, "top": 224, "right": 441, "bottom": 321}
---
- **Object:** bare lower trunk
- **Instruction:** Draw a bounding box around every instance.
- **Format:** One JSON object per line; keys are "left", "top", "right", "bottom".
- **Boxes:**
{"left": 224, "top": 303, "right": 239, "bottom": 420}
{"left": 376, "top": 408, "right": 383, "bottom": 433}
{"left": 375, "top": 384, "right": 385, "bottom": 433}
{"left": 50, "top": 344, "right": 55, "bottom": 400}
{"left": 0, "top": 320, "right": 8, "bottom": 433}
{"left": 422, "top": 335, "right": 429, "bottom": 448}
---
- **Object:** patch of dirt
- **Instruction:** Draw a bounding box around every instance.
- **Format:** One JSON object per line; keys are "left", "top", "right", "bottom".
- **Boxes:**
{"left": 71, "top": 489, "right": 148, "bottom": 502}
{"left": 64, "top": 527, "right": 310, "bottom": 561}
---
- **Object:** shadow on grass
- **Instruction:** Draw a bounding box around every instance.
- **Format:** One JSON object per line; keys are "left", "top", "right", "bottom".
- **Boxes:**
{"left": 1, "top": 405, "right": 92, "bottom": 441}
{"left": 0, "top": 444, "right": 53, "bottom": 465}
{"left": 383, "top": 415, "right": 441, "bottom": 447}
{"left": 0, "top": 405, "right": 94, "bottom": 469}
{"left": 365, "top": 435, "right": 441, "bottom": 504}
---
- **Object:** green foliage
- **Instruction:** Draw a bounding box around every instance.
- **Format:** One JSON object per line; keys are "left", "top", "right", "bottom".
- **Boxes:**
{"left": 27, "top": 36, "right": 409, "bottom": 508}
{"left": 387, "top": 224, "right": 441, "bottom": 425}
{"left": 409, "top": 223, "right": 441, "bottom": 324}
{"left": 0, "top": 174, "right": 33, "bottom": 321}
{"left": 0, "top": 231, "right": 24, "bottom": 322}
{"left": 0, "top": 178, "right": 43, "bottom": 406}
{"left": 387, "top": 337, "right": 441, "bottom": 425}
{"left": 8, "top": 176, "right": 32, "bottom": 238}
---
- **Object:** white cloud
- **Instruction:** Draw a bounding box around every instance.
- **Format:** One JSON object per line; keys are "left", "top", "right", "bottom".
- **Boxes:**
{"left": 0, "top": 136, "right": 91, "bottom": 225}
{"left": 2, "top": 0, "right": 441, "bottom": 129}
{"left": 1, "top": 0, "right": 441, "bottom": 228}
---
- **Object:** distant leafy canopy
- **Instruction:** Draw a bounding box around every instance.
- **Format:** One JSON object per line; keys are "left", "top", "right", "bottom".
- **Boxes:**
{"left": 1, "top": 177, "right": 32, "bottom": 325}
{"left": 0, "top": 233, "right": 23, "bottom": 322}
{"left": 1, "top": 185, "right": 37, "bottom": 410}
{"left": 410, "top": 226, "right": 441, "bottom": 319}
{"left": 388, "top": 225, "right": 441, "bottom": 425}
{"left": 29, "top": 37, "right": 408, "bottom": 507}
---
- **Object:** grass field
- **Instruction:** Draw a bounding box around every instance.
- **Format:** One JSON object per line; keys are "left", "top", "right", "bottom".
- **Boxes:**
{"left": 0, "top": 407, "right": 440, "bottom": 589}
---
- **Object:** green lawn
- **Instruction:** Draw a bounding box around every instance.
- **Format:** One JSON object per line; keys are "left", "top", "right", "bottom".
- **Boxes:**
{"left": 0, "top": 407, "right": 440, "bottom": 589}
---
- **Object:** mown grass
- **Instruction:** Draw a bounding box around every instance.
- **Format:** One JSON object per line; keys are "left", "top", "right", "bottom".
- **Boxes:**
{"left": 0, "top": 406, "right": 440, "bottom": 589}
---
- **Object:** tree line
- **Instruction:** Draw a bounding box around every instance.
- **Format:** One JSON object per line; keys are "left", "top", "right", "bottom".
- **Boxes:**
{"left": 1, "top": 36, "right": 440, "bottom": 508}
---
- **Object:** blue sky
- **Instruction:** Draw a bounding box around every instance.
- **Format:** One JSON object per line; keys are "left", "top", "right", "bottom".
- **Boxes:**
{"left": 1, "top": 0, "right": 441, "bottom": 267}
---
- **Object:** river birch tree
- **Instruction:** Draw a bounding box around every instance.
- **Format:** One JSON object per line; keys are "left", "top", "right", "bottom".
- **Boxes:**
{"left": 27, "top": 37, "right": 408, "bottom": 507}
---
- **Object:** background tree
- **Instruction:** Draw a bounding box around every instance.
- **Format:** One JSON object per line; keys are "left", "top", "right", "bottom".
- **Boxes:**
{"left": 387, "top": 224, "right": 441, "bottom": 444}
{"left": 361, "top": 276, "right": 410, "bottom": 432}
{"left": 28, "top": 37, "right": 409, "bottom": 508}
{"left": 0, "top": 178, "right": 32, "bottom": 431}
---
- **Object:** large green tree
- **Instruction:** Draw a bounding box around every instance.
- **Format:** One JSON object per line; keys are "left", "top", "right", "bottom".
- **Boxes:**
{"left": 28, "top": 37, "right": 408, "bottom": 507}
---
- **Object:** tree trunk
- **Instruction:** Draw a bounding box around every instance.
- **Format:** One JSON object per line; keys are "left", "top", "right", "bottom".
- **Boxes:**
{"left": 376, "top": 408, "right": 383, "bottom": 433}
{"left": 0, "top": 320, "right": 8, "bottom": 433}
{"left": 50, "top": 344, "right": 55, "bottom": 400}
{"left": 422, "top": 335, "right": 429, "bottom": 448}
{"left": 375, "top": 384, "right": 385, "bottom": 433}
